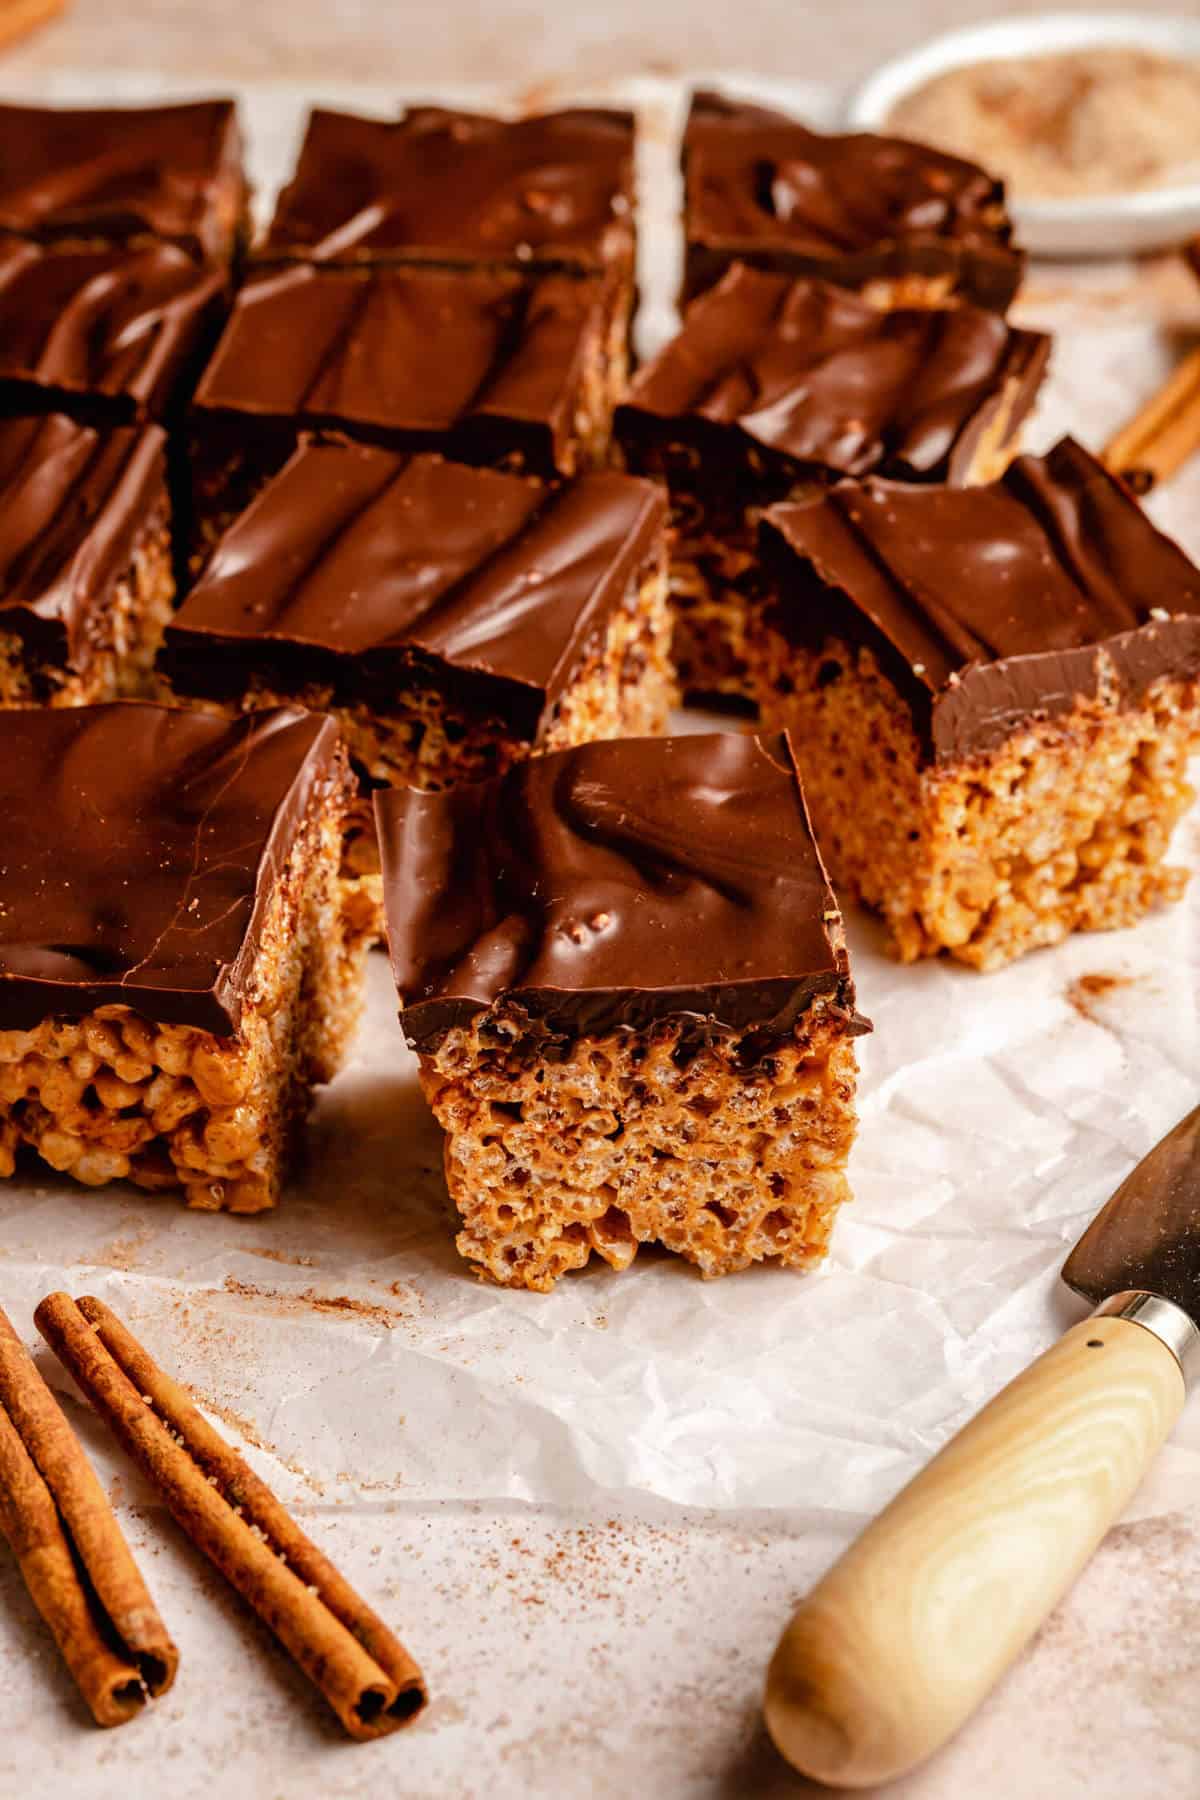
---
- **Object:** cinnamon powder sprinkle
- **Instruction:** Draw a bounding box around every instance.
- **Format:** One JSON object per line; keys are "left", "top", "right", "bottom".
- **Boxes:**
{"left": 221, "top": 1277, "right": 405, "bottom": 1330}
{"left": 1066, "top": 971, "right": 1134, "bottom": 1023}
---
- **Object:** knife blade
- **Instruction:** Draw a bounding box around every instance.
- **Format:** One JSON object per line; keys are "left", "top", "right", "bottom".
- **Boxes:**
{"left": 1063, "top": 1103, "right": 1200, "bottom": 1325}
{"left": 764, "top": 1103, "right": 1200, "bottom": 1790}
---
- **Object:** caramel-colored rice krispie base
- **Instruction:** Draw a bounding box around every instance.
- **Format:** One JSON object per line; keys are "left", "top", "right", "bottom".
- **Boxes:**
{"left": 419, "top": 1003, "right": 861, "bottom": 1291}
{"left": 0, "top": 523, "right": 174, "bottom": 708}
{"left": 0, "top": 776, "right": 365, "bottom": 1211}
{"left": 754, "top": 632, "right": 1200, "bottom": 970}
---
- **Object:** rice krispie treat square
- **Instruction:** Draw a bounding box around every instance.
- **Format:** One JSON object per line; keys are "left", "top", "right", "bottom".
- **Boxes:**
{"left": 0, "top": 99, "right": 249, "bottom": 263}
{"left": 617, "top": 263, "right": 1050, "bottom": 702}
{"left": 260, "top": 104, "right": 635, "bottom": 280}
{"left": 0, "top": 413, "right": 174, "bottom": 707}
{"left": 681, "top": 90, "right": 1022, "bottom": 310}
{"left": 752, "top": 437, "right": 1200, "bottom": 969}
{"left": 375, "top": 732, "right": 870, "bottom": 1291}
{"left": 186, "top": 261, "right": 627, "bottom": 567}
{"left": 0, "top": 704, "right": 363, "bottom": 1211}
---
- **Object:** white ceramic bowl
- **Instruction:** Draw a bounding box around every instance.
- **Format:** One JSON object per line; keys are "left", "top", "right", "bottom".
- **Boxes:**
{"left": 846, "top": 12, "right": 1200, "bottom": 258}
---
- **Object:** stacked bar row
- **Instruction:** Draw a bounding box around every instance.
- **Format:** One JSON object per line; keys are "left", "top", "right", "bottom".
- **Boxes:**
{"left": 0, "top": 92, "right": 1198, "bottom": 1296}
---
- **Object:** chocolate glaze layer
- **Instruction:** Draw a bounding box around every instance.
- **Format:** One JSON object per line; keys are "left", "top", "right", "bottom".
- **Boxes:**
{"left": 681, "top": 90, "right": 1022, "bottom": 310}
{"left": 163, "top": 444, "right": 666, "bottom": 730}
{"left": 376, "top": 731, "right": 869, "bottom": 1050}
{"left": 0, "top": 412, "right": 167, "bottom": 676}
{"left": 0, "top": 100, "right": 246, "bottom": 261}
{"left": 760, "top": 437, "right": 1200, "bottom": 762}
{"left": 0, "top": 236, "right": 228, "bottom": 423}
{"left": 261, "top": 105, "right": 634, "bottom": 271}
{"left": 0, "top": 704, "right": 345, "bottom": 1034}
{"left": 191, "top": 262, "right": 609, "bottom": 477}
{"left": 618, "top": 265, "right": 1049, "bottom": 486}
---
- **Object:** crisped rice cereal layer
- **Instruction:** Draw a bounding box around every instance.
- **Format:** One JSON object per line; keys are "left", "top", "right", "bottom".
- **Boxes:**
{"left": 754, "top": 632, "right": 1200, "bottom": 969}
{"left": 419, "top": 1001, "right": 861, "bottom": 1292}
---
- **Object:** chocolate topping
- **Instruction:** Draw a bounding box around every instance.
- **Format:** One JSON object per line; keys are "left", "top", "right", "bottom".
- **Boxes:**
{"left": 761, "top": 437, "right": 1200, "bottom": 762}
{"left": 0, "top": 100, "right": 245, "bottom": 260}
{"left": 0, "top": 412, "right": 166, "bottom": 676}
{"left": 681, "top": 90, "right": 1022, "bottom": 309}
{"left": 191, "top": 262, "right": 609, "bottom": 476}
{"left": 261, "top": 104, "right": 634, "bottom": 270}
{"left": 164, "top": 444, "right": 665, "bottom": 728}
{"left": 618, "top": 265, "right": 1049, "bottom": 485}
{"left": 375, "top": 731, "right": 868, "bottom": 1050}
{"left": 0, "top": 236, "right": 227, "bottom": 423}
{"left": 0, "top": 704, "right": 344, "bottom": 1034}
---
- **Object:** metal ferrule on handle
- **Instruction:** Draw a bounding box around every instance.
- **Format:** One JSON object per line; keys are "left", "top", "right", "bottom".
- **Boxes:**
{"left": 1093, "top": 1290, "right": 1200, "bottom": 1390}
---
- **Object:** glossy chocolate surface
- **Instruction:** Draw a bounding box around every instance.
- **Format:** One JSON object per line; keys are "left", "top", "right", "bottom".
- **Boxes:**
{"left": 262, "top": 104, "right": 634, "bottom": 269}
{"left": 191, "top": 262, "right": 608, "bottom": 476}
{"left": 619, "top": 265, "right": 1048, "bottom": 486}
{"left": 0, "top": 100, "right": 245, "bottom": 260}
{"left": 761, "top": 437, "right": 1200, "bottom": 762}
{"left": 0, "top": 235, "right": 227, "bottom": 422}
{"left": 376, "top": 731, "right": 867, "bottom": 1049}
{"left": 0, "top": 411, "right": 166, "bottom": 676}
{"left": 681, "top": 90, "right": 1022, "bottom": 309}
{"left": 164, "top": 444, "right": 665, "bottom": 727}
{"left": 0, "top": 704, "right": 343, "bottom": 1034}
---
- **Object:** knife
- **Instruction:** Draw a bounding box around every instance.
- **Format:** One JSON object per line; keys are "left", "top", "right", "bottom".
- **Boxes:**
{"left": 764, "top": 1103, "right": 1200, "bottom": 1789}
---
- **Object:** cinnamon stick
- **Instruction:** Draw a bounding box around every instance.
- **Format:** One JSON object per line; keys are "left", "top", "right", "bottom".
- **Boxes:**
{"left": 35, "top": 1292, "right": 427, "bottom": 1740}
{"left": 0, "top": 1303, "right": 177, "bottom": 1726}
{"left": 1102, "top": 343, "right": 1200, "bottom": 494}
{"left": 0, "top": 0, "right": 68, "bottom": 55}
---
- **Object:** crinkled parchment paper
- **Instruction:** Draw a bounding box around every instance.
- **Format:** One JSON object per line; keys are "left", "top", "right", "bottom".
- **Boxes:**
{"left": 0, "top": 69, "right": 1198, "bottom": 1800}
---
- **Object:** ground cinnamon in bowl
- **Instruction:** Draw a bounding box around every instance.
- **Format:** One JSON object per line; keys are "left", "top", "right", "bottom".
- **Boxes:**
{"left": 889, "top": 48, "right": 1200, "bottom": 202}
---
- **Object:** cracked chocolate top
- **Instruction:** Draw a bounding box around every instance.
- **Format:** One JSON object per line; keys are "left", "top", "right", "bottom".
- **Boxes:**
{"left": 761, "top": 437, "right": 1200, "bottom": 762}
{"left": 261, "top": 104, "right": 635, "bottom": 270}
{"left": 376, "top": 731, "right": 868, "bottom": 1048}
{"left": 0, "top": 411, "right": 167, "bottom": 678}
{"left": 191, "top": 262, "right": 608, "bottom": 476}
{"left": 0, "top": 704, "right": 344, "bottom": 1034}
{"left": 0, "top": 235, "right": 227, "bottom": 423}
{"left": 0, "top": 100, "right": 245, "bottom": 260}
{"left": 682, "top": 90, "right": 1022, "bottom": 309}
{"left": 618, "top": 265, "right": 1049, "bottom": 485}
{"left": 163, "top": 444, "right": 665, "bottom": 730}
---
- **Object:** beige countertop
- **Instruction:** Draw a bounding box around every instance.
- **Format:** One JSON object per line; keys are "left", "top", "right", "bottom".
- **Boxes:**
{"left": 7, "top": 0, "right": 1199, "bottom": 92}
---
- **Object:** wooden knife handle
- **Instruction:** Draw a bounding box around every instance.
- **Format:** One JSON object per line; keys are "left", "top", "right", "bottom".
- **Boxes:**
{"left": 764, "top": 1311, "right": 1187, "bottom": 1789}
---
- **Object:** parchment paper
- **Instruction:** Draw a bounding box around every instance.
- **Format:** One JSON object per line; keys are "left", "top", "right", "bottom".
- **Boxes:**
{"left": 0, "top": 68, "right": 1198, "bottom": 1800}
